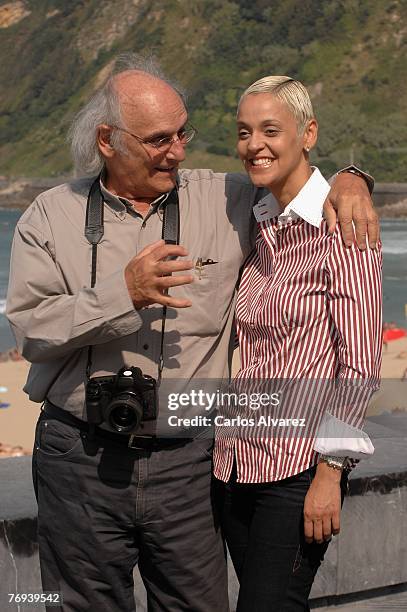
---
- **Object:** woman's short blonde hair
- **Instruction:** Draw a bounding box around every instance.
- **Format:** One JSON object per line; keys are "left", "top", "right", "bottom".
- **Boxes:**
{"left": 238, "top": 76, "right": 314, "bottom": 134}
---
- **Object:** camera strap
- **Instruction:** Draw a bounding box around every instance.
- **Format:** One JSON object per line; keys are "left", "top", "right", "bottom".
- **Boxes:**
{"left": 84, "top": 175, "right": 180, "bottom": 383}
{"left": 158, "top": 184, "right": 179, "bottom": 382}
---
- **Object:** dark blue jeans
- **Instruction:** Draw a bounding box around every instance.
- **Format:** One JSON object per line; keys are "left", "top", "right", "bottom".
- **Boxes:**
{"left": 33, "top": 412, "right": 228, "bottom": 612}
{"left": 218, "top": 465, "right": 347, "bottom": 612}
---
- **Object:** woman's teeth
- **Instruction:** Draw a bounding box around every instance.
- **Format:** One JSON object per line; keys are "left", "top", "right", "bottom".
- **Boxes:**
{"left": 250, "top": 158, "right": 273, "bottom": 167}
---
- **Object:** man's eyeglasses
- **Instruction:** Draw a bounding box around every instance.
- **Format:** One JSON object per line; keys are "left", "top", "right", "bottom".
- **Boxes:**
{"left": 110, "top": 124, "right": 197, "bottom": 151}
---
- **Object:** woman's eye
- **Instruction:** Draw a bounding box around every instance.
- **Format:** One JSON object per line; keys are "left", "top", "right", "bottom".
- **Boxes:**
{"left": 265, "top": 129, "right": 278, "bottom": 136}
{"left": 238, "top": 131, "right": 250, "bottom": 139}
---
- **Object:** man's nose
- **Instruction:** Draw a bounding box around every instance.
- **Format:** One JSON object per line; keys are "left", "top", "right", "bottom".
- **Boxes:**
{"left": 167, "top": 138, "right": 186, "bottom": 162}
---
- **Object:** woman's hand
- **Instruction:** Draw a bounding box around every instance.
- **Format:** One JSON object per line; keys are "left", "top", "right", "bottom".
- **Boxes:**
{"left": 303, "top": 462, "right": 342, "bottom": 544}
{"left": 323, "top": 172, "right": 379, "bottom": 250}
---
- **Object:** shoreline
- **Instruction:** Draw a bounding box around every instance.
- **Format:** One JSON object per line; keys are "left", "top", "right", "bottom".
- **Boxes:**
{"left": 1, "top": 177, "right": 407, "bottom": 218}
{"left": 2, "top": 203, "right": 407, "bottom": 220}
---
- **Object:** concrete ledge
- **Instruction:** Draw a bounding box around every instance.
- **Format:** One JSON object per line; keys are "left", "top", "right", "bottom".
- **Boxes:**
{"left": 373, "top": 182, "right": 407, "bottom": 206}
{"left": 1, "top": 413, "right": 406, "bottom": 610}
{"left": 0, "top": 457, "right": 41, "bottom": 611}
{"left": 310, "top": 413, "right": 407, "bottom": 600}
{"left": 0, "top": 456, "right": 37, "bottom": 521}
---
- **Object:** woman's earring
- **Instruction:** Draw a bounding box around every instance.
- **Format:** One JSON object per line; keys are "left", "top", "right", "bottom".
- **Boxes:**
{"left": 305, "top": 146, "right": 310, "bottom": 152}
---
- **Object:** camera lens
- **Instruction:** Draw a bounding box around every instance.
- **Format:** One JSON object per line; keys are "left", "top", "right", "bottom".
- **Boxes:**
{"left": 107, "top": 392, "right": 143, "bottom": 433}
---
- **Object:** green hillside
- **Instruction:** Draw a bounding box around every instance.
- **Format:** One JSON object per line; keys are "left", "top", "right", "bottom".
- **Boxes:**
{"left": 0, "top": 0, "right": 406, "bottom": 180}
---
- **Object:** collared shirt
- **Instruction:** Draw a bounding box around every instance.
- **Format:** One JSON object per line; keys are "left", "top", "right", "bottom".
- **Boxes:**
{"left": 6, "top": 169, "right": 256, "bottom": 422}
{"left": 213, "top": 169, "right": 382, "bottom": 484}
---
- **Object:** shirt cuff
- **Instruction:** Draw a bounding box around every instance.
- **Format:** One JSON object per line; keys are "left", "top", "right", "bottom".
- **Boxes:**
{"left": 314, "top": 412, "right": 374, "bottom": 459}
{"left": 94, "top": 269, "right": 142, "bottom": 336}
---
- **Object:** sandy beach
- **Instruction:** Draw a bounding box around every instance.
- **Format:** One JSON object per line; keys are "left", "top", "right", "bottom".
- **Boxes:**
{"left": 0, "top": 359, "right": 40, "bottom": 451}
{"left": 0, "top": 338, "right": 406, "bottom": 452}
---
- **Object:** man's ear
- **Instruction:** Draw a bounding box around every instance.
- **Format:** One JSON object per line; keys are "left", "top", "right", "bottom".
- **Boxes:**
{"left": 97, "top": 124, "right": 115, "bottom": 158}
{"left": 303, "top": 119, "right": 318, "bottom": 152}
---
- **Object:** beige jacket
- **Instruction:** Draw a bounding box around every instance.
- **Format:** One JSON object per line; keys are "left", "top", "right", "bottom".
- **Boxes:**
{"left": 6, "top": 169, "right": 256, "bottom": 419}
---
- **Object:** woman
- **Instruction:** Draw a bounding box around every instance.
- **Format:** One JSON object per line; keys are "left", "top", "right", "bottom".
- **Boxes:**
{"left": 213, "top": 76, "right": 382, "bottom": 611}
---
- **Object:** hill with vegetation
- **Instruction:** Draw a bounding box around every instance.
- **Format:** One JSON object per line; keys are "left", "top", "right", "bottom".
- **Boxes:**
{"left": 0, "top": 0, "right": 406, "bottom": 180}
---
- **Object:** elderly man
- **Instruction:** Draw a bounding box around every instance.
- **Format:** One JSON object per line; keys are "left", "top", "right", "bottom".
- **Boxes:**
{"left": 7, "top": 54, "right": 378, "bottom": 612}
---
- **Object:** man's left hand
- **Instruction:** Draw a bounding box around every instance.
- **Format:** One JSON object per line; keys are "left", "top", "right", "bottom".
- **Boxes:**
{"left": 323, "top": 172, "right": 379, "bottom": 250}
{"left": 303, "top": 463, "right": 342, "bottom": 545}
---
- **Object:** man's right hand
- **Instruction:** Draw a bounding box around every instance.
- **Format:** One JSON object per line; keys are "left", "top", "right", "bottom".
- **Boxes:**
{"left": 125, "top": 240, "right": 194, "bottom": 309}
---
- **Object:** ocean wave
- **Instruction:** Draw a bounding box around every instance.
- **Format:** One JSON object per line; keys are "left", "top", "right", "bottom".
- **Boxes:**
{"left": 381, "top": 219, "right": 407, "bottom": 227}
{"left": 382, "top": 244, "right": 407, "bottom": 255}
{"left": 381, "top": 231, "right": 407, "bottom": 254}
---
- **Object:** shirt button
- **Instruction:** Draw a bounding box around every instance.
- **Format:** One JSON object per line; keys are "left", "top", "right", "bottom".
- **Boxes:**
{"left": 143, "top": 344, "right": 149, "bottom": 350}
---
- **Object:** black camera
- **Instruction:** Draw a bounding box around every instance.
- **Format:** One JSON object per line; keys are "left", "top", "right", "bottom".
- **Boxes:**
{"left": 85, "top": 366, "right": 157, "bottom": 434}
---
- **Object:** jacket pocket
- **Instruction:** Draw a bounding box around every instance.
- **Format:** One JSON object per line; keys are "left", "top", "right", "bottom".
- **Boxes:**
{"left": 170, "top": 262, "right": 222, "bottom": 336}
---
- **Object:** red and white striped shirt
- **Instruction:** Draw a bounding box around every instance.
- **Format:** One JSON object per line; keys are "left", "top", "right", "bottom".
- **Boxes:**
{"left": 213, "top": 169, "right": 382, "bottom": 484}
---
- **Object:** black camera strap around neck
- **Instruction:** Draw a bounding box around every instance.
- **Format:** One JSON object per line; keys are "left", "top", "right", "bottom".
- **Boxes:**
{"left": 158, "top": 186, "right": 179, "bottom": 382}
{"left": 84, "top": 175, "right": 180, "bottom": 383}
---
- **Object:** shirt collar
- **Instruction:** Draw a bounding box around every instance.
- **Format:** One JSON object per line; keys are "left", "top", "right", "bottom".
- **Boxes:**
{"left": 254, "top": 167, "right": 330, "bottom": 228}
{"left": 99, "top": 171, "right": 171, "bottom": 218}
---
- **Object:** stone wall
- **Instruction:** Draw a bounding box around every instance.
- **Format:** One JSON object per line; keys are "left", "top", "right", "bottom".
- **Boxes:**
{"left": 373, "top": 183, "right": 407, "bottom": 207}
{"left": 1, "top": 412, "right": 406, "bottom": 611}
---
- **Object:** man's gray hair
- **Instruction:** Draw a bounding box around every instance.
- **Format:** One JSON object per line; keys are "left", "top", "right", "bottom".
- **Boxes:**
{"left": 68, "top": 53, "right": 185, "bottom": 175}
